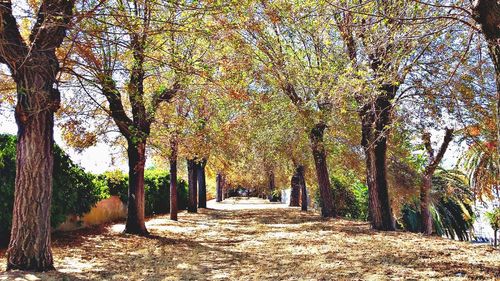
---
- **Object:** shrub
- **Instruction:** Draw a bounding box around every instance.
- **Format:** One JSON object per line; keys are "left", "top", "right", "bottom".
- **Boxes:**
{"left": 96, "top": 169, "right": 189, "bottom": 216}
{"left": 314, "top": 176, "right": 368, "bottom": 220}
{"left": 144, "top": 169, "right": 170, "bottom": 215}
{"left": 51, "top": 146, "right": 102, "bottom": 227}
{"left": 0, "top": 134, "right": 100, "bottom": 247}
{"left": 96, "top": 170, "right": 128, "bottom": 202}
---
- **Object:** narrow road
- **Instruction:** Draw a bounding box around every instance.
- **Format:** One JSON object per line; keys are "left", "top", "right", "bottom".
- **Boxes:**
{"left": 1, "top": 197, "right": 499, "bottom": 280}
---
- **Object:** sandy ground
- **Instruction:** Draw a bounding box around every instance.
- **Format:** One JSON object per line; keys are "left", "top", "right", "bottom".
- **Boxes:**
{"left": 0, "top": 197, "right": 499, "bottom": 280}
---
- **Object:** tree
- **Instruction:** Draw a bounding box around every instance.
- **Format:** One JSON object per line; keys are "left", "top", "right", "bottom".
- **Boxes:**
{"left": 420, "top": 128, "right": 454, "bottom": 235}
{"left": 0, "top": 0, "right": 75, "bottom": 271}
{"left": 332, "top": 0, "right": 462, "bottom": 230}
{"left": 73, "top": 0, "right": 181, "bottom": 235}
{"left": 485, "top": 208, "right": 500, "bottom": 247}
{"left": 221, "top": 0, "right": 346, "bottom": 217}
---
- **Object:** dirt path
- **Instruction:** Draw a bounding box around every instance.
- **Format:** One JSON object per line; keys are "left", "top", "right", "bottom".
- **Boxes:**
{"left": 1, "top": 197, "right": 499, "bottom": 280}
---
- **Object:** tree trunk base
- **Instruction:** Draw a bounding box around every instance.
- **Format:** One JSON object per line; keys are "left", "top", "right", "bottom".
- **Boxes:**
{"left": 6, "top": 252, "right": 55, "bottom": 272}
{"left": 124, "top": 222, "right": 149, "bottom": 236}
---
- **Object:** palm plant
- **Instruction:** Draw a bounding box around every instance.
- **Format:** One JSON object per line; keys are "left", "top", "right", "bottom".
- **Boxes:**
{"left": 401, "top": 169, "right": 474, "bottom": 240}
{"left": 460, "top": 140, "right": 499, "bottom": 201}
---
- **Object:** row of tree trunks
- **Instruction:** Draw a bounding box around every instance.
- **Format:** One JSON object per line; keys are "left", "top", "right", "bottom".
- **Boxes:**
{"left": 197, "top": 159, "right": 208, "bottom": 208}
{"left": 360, "top": 87, "right": 396, "bottom": 231}
{"left": 187, "top": 159, "right": 198, "bottom": 213}
{"left": 309, "top": 122, "right": 335, "bottom": 217}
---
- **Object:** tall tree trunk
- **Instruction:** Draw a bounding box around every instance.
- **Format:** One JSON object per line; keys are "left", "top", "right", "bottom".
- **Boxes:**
{"left": 169, "top": 142, "right": 178, "bottom": 221}
{"left": 298, "top": 165, "right": 308, "bottom": 211}
{"left": 290, "top": 166, "right": 301, "bottom": 207}
{"left": 309, "top": 123, "right": 335, "bottom": 217}
{"left": 187, "top": 159, "right": 198, "bottom": 213}
{"left": 125, "top": 140, "right": 148, "bottom": 235}
{"left": 420, "top": 174, "right": 433, "bottom": 235}
{"left": 197, "top": 159, "right": 207, "bottom": 208}
{"left": 216, "top": 173, "right": 223, "bottom": 202}
{"left": 360, "top": 87, "right": 396, "bottom": 231}
{"left": 7, "top": 83, "right": 57, "bottom": 271}
{"left": 2, "top": 0, "right": 75, "bottom": 270}
{"left": 420, "top": 129, "right": 454, "bottom": 235}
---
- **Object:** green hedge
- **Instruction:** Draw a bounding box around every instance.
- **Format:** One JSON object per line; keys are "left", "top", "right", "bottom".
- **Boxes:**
{"left": 1, "top": 134, "right": 187, "bottom": 248}
{"left": 0, "top": 135, "right": 16, "bottom": 247}
{"left": 0, "top": 134, "right": 101, "bottom": 247}
{"left": 95, "top": 169, "right": 189, "bottom": 216}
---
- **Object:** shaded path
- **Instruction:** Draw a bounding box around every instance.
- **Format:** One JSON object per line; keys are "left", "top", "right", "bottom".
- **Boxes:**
{"left": 1, "top": 197, "right": 499, "bottom": 280}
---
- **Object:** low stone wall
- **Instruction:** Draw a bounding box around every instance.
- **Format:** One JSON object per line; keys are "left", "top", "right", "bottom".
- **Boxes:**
{"left": 57, "top": 196, "right": 126, "bottom": 232}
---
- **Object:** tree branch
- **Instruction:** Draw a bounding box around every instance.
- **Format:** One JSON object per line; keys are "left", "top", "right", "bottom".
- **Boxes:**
{"left": 152, "top": 81, "right": 180, "bottom": 109}
{"left": 0, "top": 0, "right": 29, "bottom": 71}
{"left": 424, "top": 128, "right": 454, "bottom": 174}
{"left": 99, "top": 75, "right": 133, "bottom": 138}
{"left": 29, "top": 0, "right": 76, "bottom": 52}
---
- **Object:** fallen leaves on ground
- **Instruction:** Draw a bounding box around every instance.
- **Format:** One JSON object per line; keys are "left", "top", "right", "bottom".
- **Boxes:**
{"left": 1, "top": 197, "right": 499, "bottom": 280}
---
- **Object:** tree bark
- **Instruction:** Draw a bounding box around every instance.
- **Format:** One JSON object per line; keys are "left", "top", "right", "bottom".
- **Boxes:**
{"left": 187, "top": 159, "right": 198, "bottom": 213}
{"left": 124, "top": 140, "right": 148, "bottom": 235}
{"left": 197, "top": 159, "right": 207, "bottom": 208}
{"left": 420, "top": 174, "right": 433, "bottom": 235}
{"left": 7, "top": 89, "right": 56, "bottom": 271}
{"left": 360, "top": 88, "right": 396, "bottom": 231}
{"left": 169, "top": 141, "right": 178, "bottom": 221}
{"left": 298, "top": 165, "right": 308, "bottom": 211}
{"left": 216, "top": 173, "right": 223, "bottom": 202}
{"left": 2, "top": 0, "right": 75, "bottom": 271}
{"left": 290, "top": 166, "right": 301, "bottom": 207}
{"left": 309, "top": 123, "right": 335, "bottom": 217}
